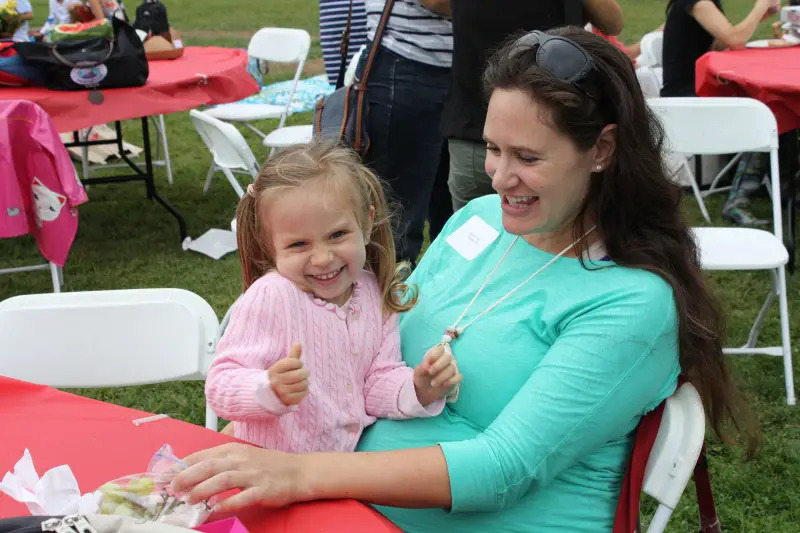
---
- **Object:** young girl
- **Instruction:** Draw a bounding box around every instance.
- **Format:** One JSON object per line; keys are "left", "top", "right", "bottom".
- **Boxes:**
{"left": 205, "top": 140, "right": 461, "bottom": 453}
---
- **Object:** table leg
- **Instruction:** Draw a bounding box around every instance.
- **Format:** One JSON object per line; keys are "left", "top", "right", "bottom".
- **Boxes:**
{"left": 787, "top": 130, "right": 798, "bottom": 274}
{"left": 74, "top": 120, "right": 188, "bottom": 243}
{"left": 140, "top": 117, "right": 188, "bottom": 242}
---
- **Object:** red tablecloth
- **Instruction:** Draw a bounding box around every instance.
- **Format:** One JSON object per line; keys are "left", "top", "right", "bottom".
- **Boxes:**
{"left": 0, "top": 377, "right": 400, "bottom": 533}
{"left": 696, "top": 47, "right": 800, "bottom": 134}
{"left": 0, "top": 47, "right": 259, "bottom": 133}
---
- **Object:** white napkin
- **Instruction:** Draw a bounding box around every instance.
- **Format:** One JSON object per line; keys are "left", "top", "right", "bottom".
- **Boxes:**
{"left": 0, "top": 449, "right": 102, "bottom": 515}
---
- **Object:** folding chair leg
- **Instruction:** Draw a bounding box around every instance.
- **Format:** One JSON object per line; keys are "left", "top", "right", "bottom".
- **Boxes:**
{"left": 683, "top": 161, "right": 711, "bottom": 223}
{"left": 49, "top": 263, "right": 61, "bottom": 293}
{"left": 706, "top": 152, "right": 743, "bottom": 194}
{"left": 205, "top": 404, "right": 219, "bottom": 431}
{"left": 157, "top": 115, "right": 174, "bottom": 185}
{"left": 203, "top": 163, "right": 217, "bottom": 193}
{"left": 243, "top": 122, "right": 267, "bottom": 139}
{"left": 222, "top": 167, "right": 246, "bottom": 198}
{"left": 80, "top": 128, "right": 92, "bottom": 182}
{"left": 744, "top": 270, "right": 778, "bottom": 348}
{"left": 777, "top": 266, "right": 795, "bottom": 405}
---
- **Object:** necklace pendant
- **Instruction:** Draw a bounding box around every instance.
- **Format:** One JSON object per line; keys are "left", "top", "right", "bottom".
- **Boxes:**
{"left": 443, "top": 328, "right": 460, "bottom": 343}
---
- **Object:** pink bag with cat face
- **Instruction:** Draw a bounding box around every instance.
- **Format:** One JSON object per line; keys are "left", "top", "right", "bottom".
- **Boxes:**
{"left": 0, "top": 99, "right": 88, "bottom": 266}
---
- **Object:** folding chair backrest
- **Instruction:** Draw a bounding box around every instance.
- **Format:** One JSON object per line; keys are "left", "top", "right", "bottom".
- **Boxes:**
{"left": 648, "top": 97, "right": 782, "bottom": 237}
{"left": 639, "top": 31, "right": 663, "bottom": 68}
{"left": 248, "top": 27, "right": 311, "bottom": 63}
{"left": 0, "top": 289, "right": 219, "bottom": 388}
{"left": 190, "top": 109, "right": 259, "bottom": 176}
{"left": 649, "top": 97, "right": 777, "bottom": 155}
{"left": 642, "top": 383, "right": 706, "bottom": 533}
{"left": 247, "top": 28, "right": 311, "bottom": 129}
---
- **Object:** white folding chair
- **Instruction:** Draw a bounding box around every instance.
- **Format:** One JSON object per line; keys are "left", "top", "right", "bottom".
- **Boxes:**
{"left": 190, "top": 109, "right": 260, "bottom": 198}
{"left": 206, "top": 28, "right": 311, "bottom": 142}
{"left": 0, "top": 289, "right": 221, "bottom": 430}
{"left": 638, "top": 31, "right": 664, "bottom": 68}
{"left": 642, "top": 383, "right": 706, "bottom": 532}
{"left": 636, "top": 66, "right": 663, "bottom": 99}
{"left": 650, "top": 97, "right": 794, "bottom": 405}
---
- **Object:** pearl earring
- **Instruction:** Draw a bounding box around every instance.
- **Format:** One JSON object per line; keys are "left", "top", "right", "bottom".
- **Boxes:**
{"left": 595, "top": 165, "right": 602, "bottom": 171}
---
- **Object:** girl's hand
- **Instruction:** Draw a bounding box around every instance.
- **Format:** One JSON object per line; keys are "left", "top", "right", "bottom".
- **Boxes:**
{"left": 171, "top": 443, "right": 306, "bottom": 511}
{"left": 760, "top": 0, "right": 780, "bottom": 18}
{"left": 413, "top": 344, "right": 463, "bottom": 406}
{"left": 268, "top": 344, "right": 310, "bottom": 406}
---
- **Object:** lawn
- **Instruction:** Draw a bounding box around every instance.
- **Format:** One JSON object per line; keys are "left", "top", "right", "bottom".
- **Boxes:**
{"left": 2, "top": 1, "right": 799, "bottom": 531}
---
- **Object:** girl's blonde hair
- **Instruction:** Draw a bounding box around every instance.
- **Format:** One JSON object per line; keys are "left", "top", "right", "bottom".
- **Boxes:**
{"left": 235, "top": 139, "right": 416, "bottom": 314}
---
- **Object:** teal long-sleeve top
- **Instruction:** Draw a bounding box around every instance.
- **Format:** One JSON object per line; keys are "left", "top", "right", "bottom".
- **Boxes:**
{"left": 356, "top": 195, "right": 681, "bottom": 532}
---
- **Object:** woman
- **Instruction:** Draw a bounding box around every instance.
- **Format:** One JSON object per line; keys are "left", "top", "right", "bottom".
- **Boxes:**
{"left": 173, "top": 27, "right": 755, "bottom": 532}
{"left": 442, "top": 0, "right": 624, "bottom": 212}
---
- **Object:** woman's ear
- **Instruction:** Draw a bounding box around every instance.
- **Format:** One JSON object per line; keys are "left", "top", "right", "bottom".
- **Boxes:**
{"left": 593, "top": 124, "right": 617, "bottom": 172}
{"left": 364, "top": 205, "right": 376, "bottom": 240}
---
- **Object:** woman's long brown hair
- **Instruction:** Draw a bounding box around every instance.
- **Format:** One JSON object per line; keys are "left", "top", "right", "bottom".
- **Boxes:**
{"left": 235, "top": 139, "right": 416, "bottom": 315}
{"left": 484, "top": 26, "right": 759, "bottom": 455}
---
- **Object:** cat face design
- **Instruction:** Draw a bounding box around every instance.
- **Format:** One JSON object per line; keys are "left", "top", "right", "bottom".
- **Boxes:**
{"left": 32, "top": 177, "right": 66, "bottom": 228}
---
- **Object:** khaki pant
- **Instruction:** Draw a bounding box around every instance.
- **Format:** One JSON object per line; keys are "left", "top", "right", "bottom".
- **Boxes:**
{"left": 447, "top": 139, "right": 495, "bottom": 210}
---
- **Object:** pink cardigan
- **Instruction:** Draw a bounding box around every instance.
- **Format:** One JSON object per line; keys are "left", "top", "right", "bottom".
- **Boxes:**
{"left": 206, "top": 270, "right": 444, "bottom": 453}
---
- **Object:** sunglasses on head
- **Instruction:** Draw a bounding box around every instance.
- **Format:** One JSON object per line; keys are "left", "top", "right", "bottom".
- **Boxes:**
{"left": 511, "top": 30, "right": 599, "bottom": 99}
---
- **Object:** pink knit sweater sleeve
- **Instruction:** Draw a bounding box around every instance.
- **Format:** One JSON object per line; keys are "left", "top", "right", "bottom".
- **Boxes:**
{"left": 363, "top": 313, "right": 445, "bottom": 420}
{"left": 205, "top": 276, "right": 294, "bottom": 421}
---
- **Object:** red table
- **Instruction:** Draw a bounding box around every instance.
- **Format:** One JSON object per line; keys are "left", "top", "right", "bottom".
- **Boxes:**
{"left": 0, "top": 47, "right": 258, "bottom": 133}
{"left": 0, "top": 377, "right": 401, "bottom": 533}
{"left": 0, "top": 47, "right": 260, "bottom": 242}
{"left": 696, "top": 47, "right": 800, "bottom": 271}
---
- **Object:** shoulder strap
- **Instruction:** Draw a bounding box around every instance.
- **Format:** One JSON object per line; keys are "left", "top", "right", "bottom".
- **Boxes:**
{"left": 613, "top": 378, "right": 721, "bottom": 533}
{"left": 335, "top": 0, "right": 354, "bottom": 89}
{"left": 356, "top": 0, "right": 394, "bottom": 89}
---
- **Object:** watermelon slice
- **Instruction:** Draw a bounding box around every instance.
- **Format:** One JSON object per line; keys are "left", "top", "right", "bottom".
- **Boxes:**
{"left": 51, "top": 18, "right": 113, "bottom": 42}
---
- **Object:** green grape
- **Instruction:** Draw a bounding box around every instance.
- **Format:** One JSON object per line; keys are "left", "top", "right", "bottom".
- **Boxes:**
{"left": 126, "top": 477, "right": 155, "bottom": 496}
{"left": 113, "top": 503, "right": 141, "bottom": 518}
{"left": 98, "top": 483, "right": 127, "bottom": 505}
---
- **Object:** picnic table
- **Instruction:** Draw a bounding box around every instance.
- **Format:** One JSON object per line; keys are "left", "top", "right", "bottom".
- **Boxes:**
{"left": 0, "top": 47, "right": 259, "bottom": 243}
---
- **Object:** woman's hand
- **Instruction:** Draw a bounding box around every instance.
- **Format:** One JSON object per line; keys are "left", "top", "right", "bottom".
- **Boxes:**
{"left": 413, "top": 344, "right": 463, "bottom": 406}
{"left": 171, "top": 443, "right": 306, "bottom": 512}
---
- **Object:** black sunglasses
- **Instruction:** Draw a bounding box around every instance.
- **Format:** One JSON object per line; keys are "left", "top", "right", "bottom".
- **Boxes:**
{"left": 511, "top": 31, "right": 598, "bottom": 98}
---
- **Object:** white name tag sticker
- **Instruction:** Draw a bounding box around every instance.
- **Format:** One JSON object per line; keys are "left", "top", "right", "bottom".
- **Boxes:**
{"left": 446, "top": 215, "right": 500, "bottom": 260}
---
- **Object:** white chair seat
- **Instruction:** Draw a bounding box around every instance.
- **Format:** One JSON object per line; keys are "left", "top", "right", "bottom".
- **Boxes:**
{"left": 694, "top": 227, "right": 788, "bottom": 270}
{"left": 206, "top": 103, "right": 285, "bottom": 122}
{"left": 263, "top": 124, "right": 313, "bottom": 148}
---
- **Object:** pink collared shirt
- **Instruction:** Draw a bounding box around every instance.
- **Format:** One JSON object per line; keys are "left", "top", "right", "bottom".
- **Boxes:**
{"left": 205, "top": 270, "right": 444, "bottom": 453}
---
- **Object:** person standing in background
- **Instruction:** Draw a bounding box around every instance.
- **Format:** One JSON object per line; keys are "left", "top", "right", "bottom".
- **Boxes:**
{"left": 320, "top": 0, "right": 369, "bottom": 86}
{"left": 355, "top": 0, "right": 453, "bottom": 264}
{"left": 443, "top": 0, "right": 624, "bottom": 211}
{"left": 11, "top": 0, "right": 32, "bottom": 41}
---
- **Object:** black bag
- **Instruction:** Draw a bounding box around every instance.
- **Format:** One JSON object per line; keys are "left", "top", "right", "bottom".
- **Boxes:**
{"left": 313, "top": 0, "right": 394, "bottom": 157}
{"left": 133, "top": 0, "right": 170, "bottom": 37}
{"left": 13, "top": 17, "right": 148, "bottom": 92}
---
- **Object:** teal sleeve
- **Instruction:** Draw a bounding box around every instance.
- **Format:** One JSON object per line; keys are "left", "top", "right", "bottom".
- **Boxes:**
{"left": 438, "top": 280, "right": 680, "bottom": 512}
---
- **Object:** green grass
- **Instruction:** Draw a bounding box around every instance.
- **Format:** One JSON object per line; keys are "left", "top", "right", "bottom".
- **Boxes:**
{"left": 4, "top": 1, "right": 800, "bottom": 530}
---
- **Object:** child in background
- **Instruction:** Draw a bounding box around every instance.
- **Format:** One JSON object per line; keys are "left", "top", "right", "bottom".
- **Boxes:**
{"left": 206, "top": 140, "right": 461, "bottom": 453}
{"left": 11, "top": 0, "right": 31, "bottom": 42}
